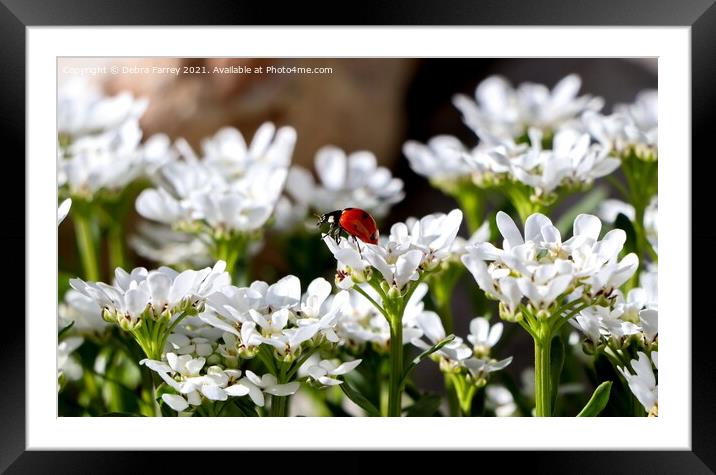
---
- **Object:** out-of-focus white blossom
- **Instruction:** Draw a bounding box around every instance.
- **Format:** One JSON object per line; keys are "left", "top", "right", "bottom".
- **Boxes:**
{"left": 57, "top": 198, "right": 72, "bottom": 225}
{"left": 278, "top": 147, "right": 404, "bottom": 230}
{"left": 453, "top": 74, "right": 603, "bottom": 141}
{"left": 58, "top": 336, "right": 84, "bottom": 384}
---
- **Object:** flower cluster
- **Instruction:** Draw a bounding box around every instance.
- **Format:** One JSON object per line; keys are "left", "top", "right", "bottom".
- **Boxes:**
{"left": 71, "top": 262, "right": 230, "bottom": 331}
{"left": 275, "top": 146, "right": 404, "bottom": 231}
{"left": 412, "top": 315, "right": 512, "bottom": 387}
{"left": 57, "top": 80, "right": 165, "bottom": 200}
{"left": 324, "top": 209, "right": 463, "bottom": 292}
{"left": 584, "top": 90, "right": 658, "bottom": 161}
{"left": 203, "top": 275, "right": 354, "bottom": 363}
{"left": 333, "top": 283, "right": 428, "bottom": 351}
{"left": 462, "top": 211, "right": 638, "bottom": 322}
{"left": 141, "top": 353, "right": 300, "bottom": 413}
{"left": 136, "top": 123, "right": 295, "bottom": 236}
{"left": 404, "top": 75, "right": 620, "bottom": 210}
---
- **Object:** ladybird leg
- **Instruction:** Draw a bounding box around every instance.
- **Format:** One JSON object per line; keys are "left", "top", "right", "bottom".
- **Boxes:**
{"left": 353, "top": 235, "right": 363, "bottom": 259}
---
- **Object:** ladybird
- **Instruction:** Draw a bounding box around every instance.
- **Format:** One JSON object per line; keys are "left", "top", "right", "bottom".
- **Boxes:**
{"left": 317, "top": 207, "right": 379, "bottom": 246}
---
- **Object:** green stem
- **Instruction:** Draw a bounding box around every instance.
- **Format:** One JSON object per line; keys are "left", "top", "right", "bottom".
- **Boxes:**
{"left": 388, "top": 311, "right": 404, "bottom": 417}
{"left": 455, "top": 186, "right": 485, "bottom": 234}
{"left": 108, "top": 223, "right": 127, "bottom": 272}
{"left": 74, "top": 212, "right": 100, "bottom": 281}
{"left": 534, "top": 333, "right": 552, "bottom": 417}
{"left": 445, "top": 374, "right": 460, "bottom": 416}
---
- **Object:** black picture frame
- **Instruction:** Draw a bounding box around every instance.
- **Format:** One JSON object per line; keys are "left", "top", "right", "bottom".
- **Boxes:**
{"left": 2, "top": 0, "right": 713, "bottom": 472}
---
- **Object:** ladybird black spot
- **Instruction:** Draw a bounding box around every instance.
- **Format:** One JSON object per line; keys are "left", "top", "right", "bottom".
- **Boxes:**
{"left": 362, "top": 212, "right": 369, "bottom": 219}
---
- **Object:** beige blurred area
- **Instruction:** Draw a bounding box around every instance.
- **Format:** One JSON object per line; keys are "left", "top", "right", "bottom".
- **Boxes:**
{"left": 58, "top": 58, "right": 419, "bottom": 167}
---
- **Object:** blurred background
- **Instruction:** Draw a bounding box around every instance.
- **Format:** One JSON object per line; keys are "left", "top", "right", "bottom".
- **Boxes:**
{"left": 58, "top": 57, "right": 657, "bottom": 407}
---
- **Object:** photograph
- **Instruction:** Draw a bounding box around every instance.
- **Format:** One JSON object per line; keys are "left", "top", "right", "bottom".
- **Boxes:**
{"left": 56, "top": 56, "right": 658, "bottom": 418}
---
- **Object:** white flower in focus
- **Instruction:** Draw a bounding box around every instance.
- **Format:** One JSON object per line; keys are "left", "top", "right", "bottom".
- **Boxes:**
{"left": 510, "top": 128, "right": 620, "bottom": 197}
{"left": 303, "top": 358, "right": 362, "bottom": 387}
{"left": 165, "top": 333, "right": 215, "bottom": 357}
{"left": 141, "top": 353, "right": 249, "bottom": 412}
{"left": 204, "top": 276, "right": 350, "bottom": 361}
{"left": 325, "top": 209, "right": 463, "bottom": 291}
{"left": 233, "top": 370, "right": 300, "bottom": 407}
{"left": 70, "top": 261, "right": 230, "bottom": 330}
{"left": 618, "top": 351, "right": 658, "bottom": 415}
{"left": 453, "top": 74, "right": 603, "bottom": 140}
{"left": 412, "top": 311, "right": 472, "bottom": 366}
{"left": 57, "top": 198, "right": 72, "bottom": 225}
{"left": 462, "top": 211, "right": 637, "bottom": 319}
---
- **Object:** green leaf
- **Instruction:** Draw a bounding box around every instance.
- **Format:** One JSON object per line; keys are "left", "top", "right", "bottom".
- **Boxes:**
{"left": 550, "top": 335, "right": 565, "bottom": 416}
{"left": 58, "top": 321, "right": 75, "bottom": 339}
{"left": 577, "top": 381, "right": 613, "bottom": 417}
{"left": 400, "top": 335, "right": 456, "bottom": 387}
{"left": 614, "top": 213, "right": 638, "bottom": 257}
{"left": 556, "top": 187, "right": 608, "bottom": 236}
{"left": 405, "top": 394, "right": 443, "bottom": 417}
{"left": 102, "top": 412, "right": 145, "bottom": 417}
{"left": 338, "top": 378, "right": 380, "bottom": 417}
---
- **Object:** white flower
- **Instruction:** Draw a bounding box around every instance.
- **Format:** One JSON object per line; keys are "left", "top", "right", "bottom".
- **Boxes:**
{"left": 467, "top": 317, "right": 504, "bottom": 358}
{"left": 412, "top": 311, "right": 472, "bottom": 364}
{"left": 284, "top": 146, "right": 404, "bottom": 222}
{"left": 136, "top": 123, "right": 294, "bottom": 235}
{"left": 597, "top": 196, "right": 658, "bottom": 254}
{"left": 325, "top": 210, "right": 463, "bottom": 291}
{"left": 463, "top": 356, "right": 514, "bottom": 386}
{"left": 201, "top": 123, "right": 297, "bottom": 178}
{"left": 485, "top": 385, "right": 518, "bottom": 417}
{"left": 58, "top": 336, "right": 84, "bottom": 383}
{"left": 304, "top": 358, "right": 362, "bottom": 387}
{"left": 57, "top": 198, "right": 72, "bottom": 225}
{"left": 130, "top": 222, "right": 214, "bottom": 268}
{"left": 70, "top": 261, "right": 230, "bottom": 329}
{"left": 59, "top": 120, "right": 146, "bottom": 196}
{"left": 453, "top": 74, "right": 603, "bottom": 140}
{"left": 615, "top": 90, "right": 658, "bottom": 158}
{"left": 204, "top": 276, "right": 349, "bottom": 361}
{"left": 57, "top": 79, "right": 148, "bottom": 137}
{"left": 58, "top": 289, "right": 107, "bottom": 335}
{"left": 447, "top": 221, "right": 491, "bottom": 260}
{"left": 403, "top": 136, "right": 474, "bottom": 183}
{"left": 618, "top": 351, "right": 658, "bottom": 414}
{"left": 509, "top": 128, "right": 620, "bottom": 197}
{"left": 462, "top": 211, "right": 637, "bottom": 318}
{"left": 141, "top": 353, "right": 251, "bottom": 412}
{"left": 584, "top": 90, "right": 657, "bottom": 161}
{"left": 232, "top": 370, "right": 300, "bottom": 407}
{"left": 333, "top": 286, "right": 420, "bottom": 348}
{"left": 165, "top": 333, "right": 215, "bottom": 357}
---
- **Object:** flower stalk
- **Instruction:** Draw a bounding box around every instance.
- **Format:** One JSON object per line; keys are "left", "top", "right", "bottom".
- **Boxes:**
{"left": 73, "top": 210, "right": 100, "bottom": 281}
